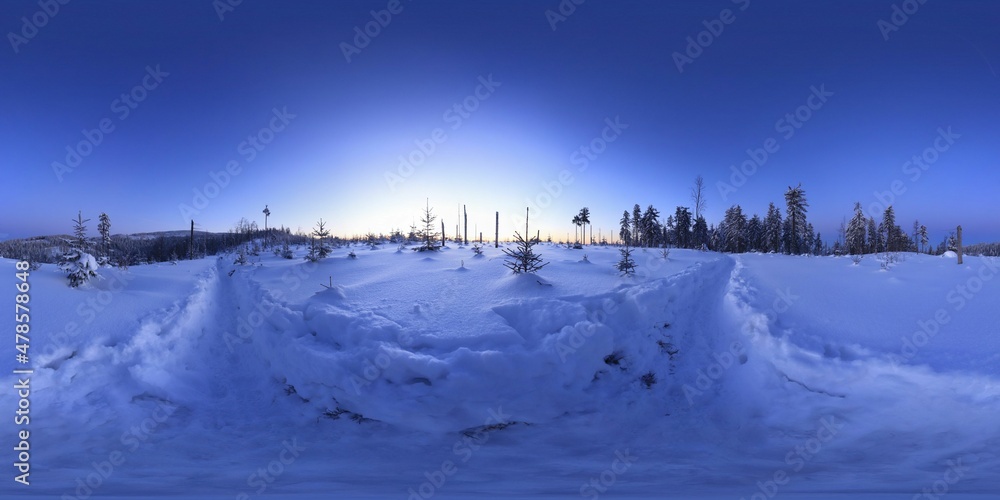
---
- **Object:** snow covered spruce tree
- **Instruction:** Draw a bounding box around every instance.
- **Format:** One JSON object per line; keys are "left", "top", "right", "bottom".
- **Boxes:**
{"left": 502, "top": 208, "right": 548, "bottom": 274}
{"left": 846, "top": 202, "right": 868, "bottom": 255}
{"left": 60, "top": 211, "right": 99, "bottom": 287}
{"left": 880, "top": 205, "right": 908, "bottom": 254}
{"left": 782, "top": 184, "right": 809, "bottom": 254}
{"left": 878, "top": 205, "right": 907, "bottom": 265}
{"left": 720, "top": 205, "right": 748, "bottom": 253}
{"left": 616, "top": 240, "right": 637, "bottom": 276}
{"left": 415, "top": 199, "right": 440, "bottom": 252}
{"left": 97, "top": 212, "right": 112, "bottom": 263}
{"left": 746, "top": 214, "right": 763, "bottom": 252}
{"left": 641, "top": 205, "right": 660, "bottom": 248}
{"left": 616, "top": 213, "right": 637, "bottom": 275}
{"left": 672, "top": 206, "right": 692, "bottom": 249}
{"left": 619, "top": 210, "right": 632, "bottom": 245}
{"left": 864, "top": 216, "right": 877, "bottom": 254}
{"left": 764, "top": 202, "right": 783, "bottom": 253}
{"left": 305, "top": 218, "right": 331, "bottom": 262}
{"left": 804, "top": 223, "right": 816, "bottom": 254}
{"left": 691, "top": 215, "right": 709, "bottom": 250}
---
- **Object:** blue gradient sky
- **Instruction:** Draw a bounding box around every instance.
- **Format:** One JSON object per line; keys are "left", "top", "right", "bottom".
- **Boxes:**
{"left": 3, "top": 1, "right": 998, "bottom": 244}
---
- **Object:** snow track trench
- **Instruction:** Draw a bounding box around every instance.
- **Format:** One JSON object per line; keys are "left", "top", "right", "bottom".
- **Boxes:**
{"left": 213, "top": 254, "right": 777, "bottom": 435}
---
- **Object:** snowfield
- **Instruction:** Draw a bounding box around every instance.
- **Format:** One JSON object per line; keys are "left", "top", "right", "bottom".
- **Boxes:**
{"left": 2, "top": 244, "right": 999, "bottom": 499}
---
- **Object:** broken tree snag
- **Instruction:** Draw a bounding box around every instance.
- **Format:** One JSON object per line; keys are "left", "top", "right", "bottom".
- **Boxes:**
{"left": 957, "top": 225, "right": 963, "bottom": 265}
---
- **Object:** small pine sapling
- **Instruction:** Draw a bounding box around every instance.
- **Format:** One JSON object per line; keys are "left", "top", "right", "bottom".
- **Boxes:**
{"left": 306, "top": 219, "right": 332, "bottom": 261}
{"left": 502, "top": 208, "right": 549, "bottom": 275}
{"left": 60, "top": 211, "right": 99, "bottom": 287}
{"left": 616, "top": 242, "right": 637, "bottom": 277}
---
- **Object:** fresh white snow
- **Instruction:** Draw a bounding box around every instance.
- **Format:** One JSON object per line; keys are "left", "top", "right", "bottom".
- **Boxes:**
{"left": 2, "top": 244, "right": 998, "bottom": 499}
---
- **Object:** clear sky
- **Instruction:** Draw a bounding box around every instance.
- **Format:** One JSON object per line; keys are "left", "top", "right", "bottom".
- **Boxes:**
{"left": 3, "top": 0, "right": 998, "bottom": 244}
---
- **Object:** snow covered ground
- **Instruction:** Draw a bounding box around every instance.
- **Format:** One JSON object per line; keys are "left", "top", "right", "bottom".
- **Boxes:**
{"left": 2, "top": 244, "right": 999, "bottom": 499}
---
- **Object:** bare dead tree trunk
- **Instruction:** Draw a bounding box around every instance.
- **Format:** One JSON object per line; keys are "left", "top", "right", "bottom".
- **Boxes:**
{"left": 189, "top": 220, "right": 194, "bottom": 260}
{"left": 957, "top": 225, "right": 963, "bottom": 265}
{"left": 495, "top": 211, "right": 499, "bottom": 248}
{"left": 441, "top": 221, "right": 446, "bottom": 248}
{"left": 692, "top": 175, "right": 706, "bottom": 220}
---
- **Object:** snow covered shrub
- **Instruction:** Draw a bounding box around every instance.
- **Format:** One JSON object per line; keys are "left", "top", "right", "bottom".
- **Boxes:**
{"left": 604, "top": 352, "right": 624, "bottom": 367}
{"left": 323, "top": 408, "right": 348, "bottom": 420}
{"left": 234, "top": 247, "right": 248, "bottom": 265}
{"left": 281, "top": 240, "right": 294, "bottom": 259}
{"left": 657, "top": 340, "right": 679, "bottom": 357}
{"left": 60, "top": 250, "right": 99, "bottom": 288}
{"left": 117, "top": 250, "right": 136, "bottom": 271}
{"left": 660, "top": 247, "right": 670, "bottom": 260}
{"left": 348, "top": 250, "right": 357, "bottom": 259}
{"left": 876, "top": 253, "right": 891, "bottom": 270}
{"left": 850, "top": 254, "right": 863, "bottom": 265}
{"left": 472, "top": 244, "right": 483, "bottom": 255}
{"left": 640, "top": 371, "right": 657, "bottom": 389}
{"left": 876, "top": 251, "right": 901, "bottom": 270}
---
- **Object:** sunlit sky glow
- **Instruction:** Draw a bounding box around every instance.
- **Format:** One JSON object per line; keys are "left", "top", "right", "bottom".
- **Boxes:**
{"left": 4, "top": 1, "right": 999, "bottom": 244}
